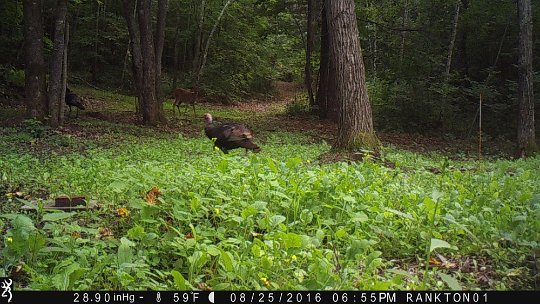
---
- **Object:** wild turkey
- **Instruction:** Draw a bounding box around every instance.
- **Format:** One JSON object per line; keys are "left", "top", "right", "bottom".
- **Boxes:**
{"left": 65, "top": 88, "right": 85, "bottom": 117}
{"left": 203, "top": 113, "right": 261, "bottom": 154}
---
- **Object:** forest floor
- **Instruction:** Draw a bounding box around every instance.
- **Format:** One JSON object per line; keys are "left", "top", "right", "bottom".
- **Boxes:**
{"left": 0, "top": 80, "right": 515, "bottom": 158}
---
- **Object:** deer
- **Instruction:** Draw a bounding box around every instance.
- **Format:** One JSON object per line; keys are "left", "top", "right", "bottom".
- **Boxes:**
{"left": 172, "top": 86, "right": 200, "bottom": 116}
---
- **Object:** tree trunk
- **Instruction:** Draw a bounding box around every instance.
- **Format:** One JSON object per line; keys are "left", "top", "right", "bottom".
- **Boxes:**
{"left": 48, "top": 0, "right": 67, "bottom": 127}
{"left": 326, "top": 0, "right": 379, "bottom": 151}
{"left": 137, "top": 0, "right": 158, "bottom": 125}
{"left": 516, "top": 0, "right": 537, "bottom": 157}
{"left": 23, "top": 0, "right": 47, "bottom": 119}
{"left": 305, "top": 0, "right": 315, "bottom": 108}
{"left": 92, "top": 0, "right": 101, "bottom": 83}
{"left": 172, "top": 10, "right": 181, "bottom": 90}
{"left": 399, "top": 0, "right": 409, "bottom": 71}
{"left": 60, "top": 20, "right": 68, "bottom": 125}
{"left": 445, "top": 0, "right": 460, "bottom": 79}
{"left": 154, "top": 0, "right": 167, "bottom": 123}
{"left": 195, "top": 0, "right": 234, "bottom": 86}
{"left": 121, "top": 0, "right": 143, "bottom": 115}
{"left": 316, "top": 1, "right": 330, "bottom": 119}
{"left": 192, "top": 0, "right": 206, "bottom": 75}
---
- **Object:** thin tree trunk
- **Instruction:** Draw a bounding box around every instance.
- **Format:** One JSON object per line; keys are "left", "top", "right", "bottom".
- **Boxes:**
{"left": 516, "top": 0, "right": 537, "bottom": 157}
{"left": 326, "top": 0, "right": 379, "bottom": 151}
{"left": 195, "top": 0, "right": 234, "bottom": 86}
{"left": 92, "top": 0, "right": 101, "bottom": 83}
{"left": 60, "top": 20, "right": 69, "bottom": 125}
{"left": 172, "top": 10, "right": 181, "bottom": 90}
{"left": 23, "top": 0, "right": 47, "bottom": 119}
{"left": 121, "top": 0, "right": 143, "bottom": 114}
{"left": 137, "top": 0, "right": 158, "bottom": 125}
{"left": 48, "top": 0, "right": 67, "bottom": 127}
{"left": 120, "top": 40, "right": 130, "bottom": 90}
{"left": 192, "top": 0, "right": 206, "bottom": 75}
{"left": 154, "top": 0, "right": 167, "bottom": 123}
{"left": 305, "top": 0, "right": 315, "bottom": 107}
{"left": 445, "top": 1, "right": 461, "bottom": 78}
{"left": 399, "top": 0, "right": 409, "bottom": 71}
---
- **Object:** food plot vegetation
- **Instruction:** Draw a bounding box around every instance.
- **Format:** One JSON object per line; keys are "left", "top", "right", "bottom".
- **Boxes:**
{"left": 0, "top": 90, "right": 538, "bottom": 291}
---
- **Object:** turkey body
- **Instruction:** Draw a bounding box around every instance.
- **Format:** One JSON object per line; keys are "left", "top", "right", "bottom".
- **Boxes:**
{"left": 65, "top": 88, "right": 85, "bottom": 116}
{"left": 204, "top": 113, "right": 261, "bottom": 154}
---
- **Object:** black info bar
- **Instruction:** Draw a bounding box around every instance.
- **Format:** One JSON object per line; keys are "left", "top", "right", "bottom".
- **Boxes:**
{"left": 1, "top": 291, "right": 538, "bottom": 304}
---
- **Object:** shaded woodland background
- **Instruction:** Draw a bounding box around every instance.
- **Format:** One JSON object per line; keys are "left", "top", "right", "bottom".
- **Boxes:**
{"left": 0, "top": 0, "right": 538, "bottom": 139}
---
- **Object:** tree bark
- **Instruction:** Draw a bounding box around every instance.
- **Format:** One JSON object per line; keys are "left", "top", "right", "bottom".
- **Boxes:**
{"left": 326, "top": 0, "right": 379, "bottom": 151}
{"left": 121, "top": 0, "right": 143, "bottom": 114}
{"left": 192, "top": 0, "right": 206, "bottom": 75}
{"left": 48, "top": 0, "right": 67, "bottom": 127}
{"left": 399, "top": 0, "right": 409, "bottom": 71}
{"left": 316, "top": 1, "right": 331, "bottom": 119}
{"left": 60, "top": 20, "right": 68, "bottom": 125}
{"left": 305, "top": 0, "right": 315, "bottom": 108}
{"left": 23, "top": 0, "right": 47, "bottom": 120}
{"left": 516, "top": 0, "right": 537, "bottom": 157}
{"left": 154, "top": 0, "right": 168, "bottom": 123}
{"left": 195, "top": 0, "right": 234, "bottom": 86}
{"left": 137, "top": 0, "right": 158, "bottom": 125}
{"left": 92, "top": 0, "right": 101, "bottom": 83}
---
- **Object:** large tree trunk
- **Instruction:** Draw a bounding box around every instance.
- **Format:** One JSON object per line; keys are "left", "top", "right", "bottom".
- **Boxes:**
{"left": 154, "top": 0, "right": 168, "bottom": 123}
{"left": 23, "top": 0, "right": 47, "bottom": 119}
{"left": 137, "top": 0, "right": 158, "bottom": 125}
{"left": 48, "top": 0, "right": 68, "bottom": 127}
{"left": 305, "top": 0, "right": 315, "bottom": 108}
{"left": 121, "top": 0, "right": 143, "bottom": 115}
{"left": 326, "top": 0, "right": 379, "bottom": 151}
{"left": 516, "top": 0, "right": 537, "bottom": 157}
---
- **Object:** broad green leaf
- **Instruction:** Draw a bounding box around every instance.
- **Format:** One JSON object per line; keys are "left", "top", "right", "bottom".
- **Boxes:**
{"left": 241, "top": 206, "right": 257, "bottom": 219}
{"left": 118, "top": 242, "right": 133, "bottom": 265}
{"left": 219, "top": 248, "right": 235, "bottom": 272}
{"left": 269, "top": 215, "right": 286, "bottom": 227}
{"left": 351, "top": 212, "right": 368, "bottom": 223}
{"left": 127, "top": 225, "right": 145, "bottom": 239}
{"left": 438, "top": 272, "right": 462, "bottom": 290}
{"left": 335, "top": 228, "right": 347, "bottom": 239}
{"left": 206, "top": 245, "right": 221, "bottom": 256}
{"left": 385, "top": 207, "right": 413, "bottom": 220}
{"left": 284, "top": 233, "right": 303, "bottom": 249}
{"left": 42, "top": 212, "right": 75, "bottom": 222}
{"left": 171, "top": 270, "right": 186, "bottom": 290}
{"left": 285, "top": 157, "right": 302, "bottom": 168}
{"left": 430, "top": 238, "right": 453, "bottom": 253}
{"left": 251, "top": 244, "right": 262, "bottom": 257}
{"left": 109, "top": 180, "right": 129, "bottom": 193}
{"left": 300, "top": 210, "right": 313, "bottom": 224}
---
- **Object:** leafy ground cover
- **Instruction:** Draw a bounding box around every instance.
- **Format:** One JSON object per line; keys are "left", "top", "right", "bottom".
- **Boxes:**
{"left": 0, "top": 85, "right": 538, "bottom": 291}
